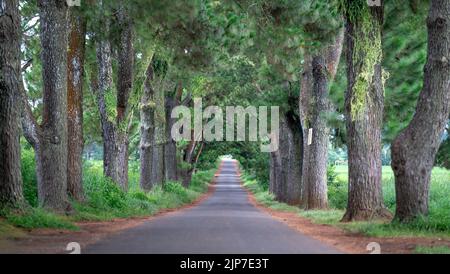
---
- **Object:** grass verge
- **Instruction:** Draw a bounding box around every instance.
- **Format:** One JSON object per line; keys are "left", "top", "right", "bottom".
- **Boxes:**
{"left": 1, "top": 162, "right": 215, "bottom": 232}
{"left": 242, "top": 171, "right": 450, "bottom": 253}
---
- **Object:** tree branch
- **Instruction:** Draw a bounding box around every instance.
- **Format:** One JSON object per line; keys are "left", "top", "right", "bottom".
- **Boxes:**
{"left": 19, "top": 77, "right": 41, "bottom": 148}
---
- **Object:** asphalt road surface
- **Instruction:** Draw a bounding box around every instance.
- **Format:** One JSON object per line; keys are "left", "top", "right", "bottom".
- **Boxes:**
{"left": 85, "top": 159, "right": 341, "bottom": 254}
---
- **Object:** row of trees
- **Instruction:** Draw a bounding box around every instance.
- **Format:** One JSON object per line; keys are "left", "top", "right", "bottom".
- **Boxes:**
{"left": 266, "top": 0, "right": 450, "bottom": 222}
{"left": 0, "top": 0, "right": 449, "bottom": 225}
{"left": 0, "top": 0, "right": 207, "bottom": 212}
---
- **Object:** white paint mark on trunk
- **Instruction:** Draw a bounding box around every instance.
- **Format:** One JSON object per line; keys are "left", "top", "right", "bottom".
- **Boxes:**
{"left": 308, "top": 128, "right": 313, "bottom": 145}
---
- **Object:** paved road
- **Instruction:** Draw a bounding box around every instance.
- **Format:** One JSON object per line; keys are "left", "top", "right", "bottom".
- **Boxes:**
{"left": 85, "top": 159, "right": 340, "bottom": 254}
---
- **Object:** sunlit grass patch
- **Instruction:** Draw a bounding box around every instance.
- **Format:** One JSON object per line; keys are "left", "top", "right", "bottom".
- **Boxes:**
{"left": 299, "top": 210, "right": 343, "bottom": 225}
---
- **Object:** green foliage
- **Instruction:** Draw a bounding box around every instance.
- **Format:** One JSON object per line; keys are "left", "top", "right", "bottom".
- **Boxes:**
{"left": 327, "top": 181, "right": 348, "bottom": 210}
{"left": 83, "top": 171, "right": 127, "bottom": 210}
{"left": 189, "top": 169, "right": 215, "bottom": 193}
{"left": 382, "top": 1, "right": 429, "bottom": 142}
{"left": 20, "top": 145, "right": 38, "bottom": 207}
{"left": 327, "top": 164, "right": 338, "bottom": 186}
{"left": 4, "top": 208, "right": 77, "bottom": 230}
{"left": 163, "top": 182, "right": 189, "bottom": 201}
{"left": 13, "top": 153, "right": 214, "bottom": 227}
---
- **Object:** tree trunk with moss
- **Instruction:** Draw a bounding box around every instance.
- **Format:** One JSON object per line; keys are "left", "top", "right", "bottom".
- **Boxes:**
{"left": 304, "top": 30, "right": 344, "bottom": 210}
{"left": 342, "top": 1, "right": 391, "bottom": 221}
{"left": 139, "top": 61, "right": 155, "bottom": 191}
{"left": 391, "top": 0, "right": 450, "bottom": 222}
{"left": 0, "top": 0, "right": 24, "bottom": 209}
{"left": 95, "top": 4, "right": 133, "bottom": 190}
{"left": 67, "top": 7, "right": 86, "bottom": 201}
{"left": 116, "top": 6, "right": 134, "bottom": 191}
{"left": 151, "top": 76, "right": 166, "bottom": 186}
{"left": 95, "top": 18, "right": 119, "bottom": 184}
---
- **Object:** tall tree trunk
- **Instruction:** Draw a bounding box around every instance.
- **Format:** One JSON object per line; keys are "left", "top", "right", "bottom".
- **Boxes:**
{"left": 151, "top": 77, "right": 166, "bottom": 186}
{"left": 272, "top": 116, "right": 289, "bottom": 202}
{"left": 94, "top": 4, "right": 134, "bottom": 190}
{"left": 269, "top": 150, "right": 283, "bottom": 200}
{"left": 342, "top": 1, "right": 391, "bottom": 221}
{"left": 299, "top": 54, "right": 313, "bottom": 206}
{"left": 304, "top": 30, "right": 344, "bottom": 210}
{"left": 67, "top": 6, "right": 86, "bottom": 201}
{"left": 95, "top": 23, "right": 118, "bottom": 184}
{"left": 36, "top": 0, "right": 70, "bottom": 212}
{"left": 391, "top": 0, "right": 450, "bottom": 222}
{"left": 268, "top": 152, "right": 276, "bottom": 194}
{"left": 283, "top": 113, "right": 302, "bottom": 205}
{"left": 116, "top": 6, "right": 134, "bottom": 191}
{"left": 164, "top": 83, "right": 183, "bottom": 181}
{"left": 0, "top": 0, "right": 24, "bottom": 209}
{"left": 140, "top": 61, "right": 155, "bottom": 191}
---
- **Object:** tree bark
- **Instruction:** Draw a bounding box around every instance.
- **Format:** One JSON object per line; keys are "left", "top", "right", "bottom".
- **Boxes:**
{"left": 182, "top": 140, "right": 203, "bottom": 187}
{"left": 34, "top": 0, "right": 70, "bottom": 212}
{"left": 0, "top": 0, "right": 24, "bottom": 209}
{"left": 95, "top": 21, "right": 119, "bottom": 184}
{"left": 116, "top": 6, "right": 134, "bottom": 191}
{"left": 391, "top": 0, "right": 450, "bottom": 222}
{"left": 140, "top": 61, "right": 155, "bottom": 191}
{"left": 268, "top": 152, "right": 276, "bottom": 194}
{"left": 299, "top": 54, "right": 313, "bottom": 206}
{"left": 164, "top": 82, "right": 183, "bottom": 181}
{"left": 67, "top": 6, "right": 86, "bottom": 201}
{"left": 304, "top": 30, "right": 344, "bottom": 210}
{"left": 151, "top": 74, "right": 166, "bottom": 186}
{"left": 270, "top": 116, "right": 288, "bottom": 202}
{"left": 342, "top": 2, "right": 391, "bottom": 221}
{"left": 94, "top": 4, "right": 134, "bottom": 190}
{"left": 283, "top": 113, "right": 302, "bottom": 205}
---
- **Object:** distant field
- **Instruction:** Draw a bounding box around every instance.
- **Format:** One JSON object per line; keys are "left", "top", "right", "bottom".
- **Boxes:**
{"left": 244, "top": 165, "right": 450, "bottom": 242}
{"left": 333, "top": 165, "right": 450, "bottom": 184}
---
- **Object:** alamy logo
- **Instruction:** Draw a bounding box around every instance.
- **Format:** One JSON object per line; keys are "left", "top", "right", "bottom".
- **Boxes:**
{"left": 367, "top": 0, "right": 381, "bottom": 6}
{"left": 67, "top": 0, "right": 81, "bottom": 7}
{"left": 171, "top": 98, "right": 280, "bottom": 152}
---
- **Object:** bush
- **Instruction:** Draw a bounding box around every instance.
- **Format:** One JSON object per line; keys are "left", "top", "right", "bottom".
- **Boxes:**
{"left": 189, "top": 169, "right": 214, "bottom": 192}
{"left": 83, "top": 171, "right": 127, "bottom": 210}
{"left": 21, "top": 148, "right": 38, "bottom": 207}
{"left": 327, "top": 164, "right": 338, "bottom": 186}
{"left": 327, "top": 178, "right": 348, "bottom": 209}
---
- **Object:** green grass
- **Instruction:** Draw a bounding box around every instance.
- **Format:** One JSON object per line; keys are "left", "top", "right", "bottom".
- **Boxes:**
{"left": 243, "top": 178, "right": 300, "bottom": 213}
{"left": 69, "top": 164, "right": 215, "bottom": 222}
{"left": 415, "top": 245, "right": 450, "bottom": 254}
{"left": 0, "top": 219, "right": 26, "bottom": 240}
{"left": 4, "top": 208, "right": 77, "bottom": 230}
{"left": 243, "top": 166, "right": 450, "bottom": 239}
{"left": 2, "top": 152, "right": 216, "bottom": 230}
